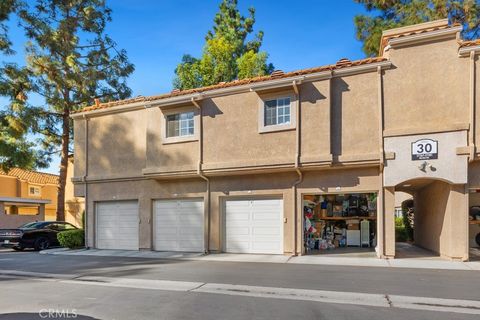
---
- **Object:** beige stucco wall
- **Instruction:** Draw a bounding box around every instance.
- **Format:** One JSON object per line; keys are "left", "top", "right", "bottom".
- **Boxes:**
{"left": 202, "top": 90, "right": 296, "bottom": 169}
{"left": 383, "top": 36, "right": 469, "bottom": 135}
{"left": 331, "top": 73, "right": 380, "bottom": 162}
{"left": 299, "top": 80, "right": 331, "bottom": 164}
{"left": 0, "top": 176, "right": 18, "bottom": 197}
{"left": 146, "top": 105, "right": 199, "bottom": 172}
{"left": 384, "top": 131, "right": 468, "bottom": 187}
{"left": 415, "top": 181, "right": 468, "bottom": 260}
{"left": 88, "top": 110, "right": 146, "bottom": 179}
{"left": 79, "top": 72, "right": 383, "bottom": 180}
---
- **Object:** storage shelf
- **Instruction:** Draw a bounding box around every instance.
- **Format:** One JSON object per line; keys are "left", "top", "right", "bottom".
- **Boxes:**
{"left": 317, "top": 216, "right": 377, "bottom": 221}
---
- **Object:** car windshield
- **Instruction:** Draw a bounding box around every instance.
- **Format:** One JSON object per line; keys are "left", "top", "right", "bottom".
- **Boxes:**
{"left": 18, "top": 222, "right": 45, "bottom": 229}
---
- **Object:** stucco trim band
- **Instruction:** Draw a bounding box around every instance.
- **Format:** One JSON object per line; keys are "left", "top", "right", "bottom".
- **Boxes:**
{"left": 386, "top": 25, "right": 462, "bottom": 50}
{"left": 383, "top": 123, "right": 469, "bottom": 137}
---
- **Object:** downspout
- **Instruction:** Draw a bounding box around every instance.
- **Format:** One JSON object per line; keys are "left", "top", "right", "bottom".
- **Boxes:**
{"left": 377, "top": 65, "right": 385, "bottom": 258}
{"left": 82, "top": 114, "right": 89, "bottom": 249}
{"left": 191, "top": 97, "right": 211, "bottom": 254}
{"left": 292, "top": 80, "right": 303, "bottom": 256}
{"left": 469, "top": 51, "right": 476, "bottom": 162}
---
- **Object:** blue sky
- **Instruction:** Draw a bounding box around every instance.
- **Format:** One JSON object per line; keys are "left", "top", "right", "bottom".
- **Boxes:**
{"left": 3, "top": 0, "right": 370, "bottom": 174}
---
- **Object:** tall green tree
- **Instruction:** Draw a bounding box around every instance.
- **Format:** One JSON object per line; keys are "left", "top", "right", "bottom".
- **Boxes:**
{"left": 174, "top": 0, "right": 273, "bottom": 90}
{"left": 354, "top": 0, "right": 480, "bottom": 56}
{"left": 11, "top": 0, "right": 134, "bottom": 221}
{"left": 0, "top": 0, "right": 40, "bottom": 171}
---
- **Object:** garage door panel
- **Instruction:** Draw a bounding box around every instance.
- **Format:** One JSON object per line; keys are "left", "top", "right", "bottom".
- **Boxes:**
{"left": 226, "top": 241, "right": 250, "bottom": 252}
{"left": 252, "top": 227, "right": 281, "bottom": 236}
{"left": 96, "top": 201, "right": 139, "bottom": 250}
{"left": 154, "top": 199, "right": 204, "bottom": 252}
{"left": 224, "top": 199, "right": 283, "bottom": 254}
{"left": 156, "top": 227, "right": 177, "bottom": 236}
{"left": 226, "top": 226, "right": 250, "bottom": 235}
{"left": 252, "top": 212, "right": 279, "bottom": 221}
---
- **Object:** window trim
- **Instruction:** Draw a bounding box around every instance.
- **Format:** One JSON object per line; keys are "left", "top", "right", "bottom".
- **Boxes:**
{"left": 161, "top": 106, "right": 200, "bottom": 144}
{"left": 258, "top": 93, "right": 297, "bottom": 133}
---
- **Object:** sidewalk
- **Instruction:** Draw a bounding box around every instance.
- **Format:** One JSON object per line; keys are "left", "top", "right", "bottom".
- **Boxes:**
{"left": 41, "top": 248, "right": 480, "bottom": 271}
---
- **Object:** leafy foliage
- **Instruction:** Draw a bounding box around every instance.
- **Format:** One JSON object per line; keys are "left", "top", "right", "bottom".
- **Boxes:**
{"left": 0, "top": 0, "right": 18, "bottom": 54}
{"left": 174, "top": 0, "right": 273, "bottom": 90}
{"left": 0, "top": 0, "right": 134, "bottom": 220}
{"left": 57, "top": 229, "right": 84, "bottom": 249}
{"left": 354, "top": 0, "right": 480, "bottom": 56}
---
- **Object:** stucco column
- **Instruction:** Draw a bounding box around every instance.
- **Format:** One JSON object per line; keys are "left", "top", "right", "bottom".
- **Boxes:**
{"left": 138, "top": 197, "right": 152, "bottom": 250}
{"left": 448, "top": 184, "right": 469, "bottom": 261}
{"left": 383, "top": 187, "right": 396, "bottom": 258}
{"left": 38, "top": 204, "right": 45, "bottom": 221}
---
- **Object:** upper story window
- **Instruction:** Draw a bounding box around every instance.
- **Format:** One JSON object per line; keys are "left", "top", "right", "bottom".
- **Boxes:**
{"left": 161, "top": 107, "right": 199, "bottom": 144}
{"left": 29, "top": 186, "right": 41, "bottom": 196}
{"left": 264, "top": 97, "right": 291, "bottom": 126}
{"left": 258, "top": 93, "right": 296, "bottom": 133}
{"left": 166, "top": 111, "right": 195, "bottom": 137}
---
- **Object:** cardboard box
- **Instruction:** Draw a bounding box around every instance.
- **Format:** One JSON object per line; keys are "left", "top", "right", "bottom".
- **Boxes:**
{"left": 347, "top": 223, "right": 359, "bottom": 230}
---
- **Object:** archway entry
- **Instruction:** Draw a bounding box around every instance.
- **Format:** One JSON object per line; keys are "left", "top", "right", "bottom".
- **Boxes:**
{"left": 390, "top": 178, "right": 469, "bottom": 261}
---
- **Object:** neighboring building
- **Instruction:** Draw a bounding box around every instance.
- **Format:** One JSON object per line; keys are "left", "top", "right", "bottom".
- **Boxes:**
{"left": 71, "top": 20, "right": 480, "bottom": 261}
{"left": 65, "top": 156, "right": 85, "bottom": 227}
{"left": 0, "top": 168, "right": 58, "bottom": 228}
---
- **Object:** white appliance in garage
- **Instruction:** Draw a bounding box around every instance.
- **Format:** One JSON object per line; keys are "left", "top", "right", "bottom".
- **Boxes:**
{"left": 224, "top": 198, "right": 283, "bottom": 254}
{"left": 96, "top": 201, "right": 139, "bottom": 250}
{"left": 154, "top": 199, "right": 204, "bottom": 252}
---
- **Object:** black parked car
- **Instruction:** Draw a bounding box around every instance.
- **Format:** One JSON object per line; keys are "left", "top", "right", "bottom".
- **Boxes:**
{"left": 0, "top": 221, "right": 78, "bottom": 251}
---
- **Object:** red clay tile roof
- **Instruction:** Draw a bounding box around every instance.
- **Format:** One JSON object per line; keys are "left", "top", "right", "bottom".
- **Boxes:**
{"left": 459, "top": 39, "right": 480, "bottom": 48}
{"left": 379, "top": 24, "right": 458, "bottom": 55}
{"left": 0, "top": 168, "right": 59, "bottom": 185}
{"left": 77, "top": 56, "right": 388, "bottom": 114}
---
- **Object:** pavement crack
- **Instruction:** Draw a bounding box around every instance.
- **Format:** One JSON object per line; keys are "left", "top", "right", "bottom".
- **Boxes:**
{"left": 188, "top": 282, "right": 206, "bottom": 292}
{"left": 385, "top": 294, "right": 393, "bottom": 308}
{"left": 412, "top": 302, "right": 480, "bottom": 310}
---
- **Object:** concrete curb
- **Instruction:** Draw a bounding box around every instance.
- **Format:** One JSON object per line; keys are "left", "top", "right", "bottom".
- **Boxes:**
{"left": 39, "top": 248, "right": 480, "bottom": 270}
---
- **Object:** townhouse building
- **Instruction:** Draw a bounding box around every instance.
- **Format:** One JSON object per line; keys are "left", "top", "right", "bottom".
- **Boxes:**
{"left": 71, "top": 20, "right": 480, "bottom": 260}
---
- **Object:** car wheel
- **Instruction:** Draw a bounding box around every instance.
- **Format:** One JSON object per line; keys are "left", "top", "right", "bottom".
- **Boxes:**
{"left": 12, "top": 245, "right": 24, "bottom": 251}
{"left": 476, "top": 232, "right": 480, "bottom": 247}
{"left": 34, "top": 237, "right": 50, "bottom": 251}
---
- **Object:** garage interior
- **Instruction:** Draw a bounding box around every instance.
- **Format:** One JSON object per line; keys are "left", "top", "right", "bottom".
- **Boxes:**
{"left": 470, "top": 192, "right": 480, "bottom": 261}
{"left": 303, "top": 193, "right": 377, "bottom": 255}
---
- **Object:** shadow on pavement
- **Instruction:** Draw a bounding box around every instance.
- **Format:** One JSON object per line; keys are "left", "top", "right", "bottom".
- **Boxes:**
{"left": 0, "top": 313, "right": 100, "bottom": 320}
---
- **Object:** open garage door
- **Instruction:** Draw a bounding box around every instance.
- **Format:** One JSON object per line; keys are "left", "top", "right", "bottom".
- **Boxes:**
{"left": 154, "top": 199, "right": 204, "bottom": 252}
{"left": 96, "top": 201, "right": 139, "bottom": 250}
{"left": 224, "top": 198, "right": 283, "bottom": 254}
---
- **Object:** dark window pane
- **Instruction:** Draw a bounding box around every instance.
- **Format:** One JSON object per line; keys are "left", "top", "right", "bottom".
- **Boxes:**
{"left": 264, "top": 100, "right": 277, "bottom": 126}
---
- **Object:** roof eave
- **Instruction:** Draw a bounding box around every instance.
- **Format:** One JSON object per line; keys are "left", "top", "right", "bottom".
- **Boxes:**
{"left": 71, "top": 60, "right": 392, "bottom": 119}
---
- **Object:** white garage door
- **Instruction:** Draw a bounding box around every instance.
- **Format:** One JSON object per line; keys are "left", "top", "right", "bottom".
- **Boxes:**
{"left": 96, "top": 201, "right": 139, "bottom": 250}
{"left": 224, "top": 199, "right": 283, "bottom": 254}
{"left": 154, "top": 199, "right": 204, "bottom": 252}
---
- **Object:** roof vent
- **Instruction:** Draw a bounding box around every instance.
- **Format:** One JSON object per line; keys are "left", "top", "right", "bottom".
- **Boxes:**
{"left": 171, "top": 88, "right": 181, "bottom": 94}
{"left": 271, "top": 70, "right": 285, "bottom": 78}
{"left": 336, "top": 58, "right": 352, "bottom": 67}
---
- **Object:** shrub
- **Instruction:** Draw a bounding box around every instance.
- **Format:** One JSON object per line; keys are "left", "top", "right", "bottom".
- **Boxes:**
{"left": 57, "top": 229, "right": 85, "bottom": 249}
{"left": 395, "top": 225, "right": 408, "bottom": 242}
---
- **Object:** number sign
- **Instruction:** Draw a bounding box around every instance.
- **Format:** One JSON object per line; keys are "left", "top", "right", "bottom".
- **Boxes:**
{"left": 411, "top": 139, "right": 438, "bottom": 160}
